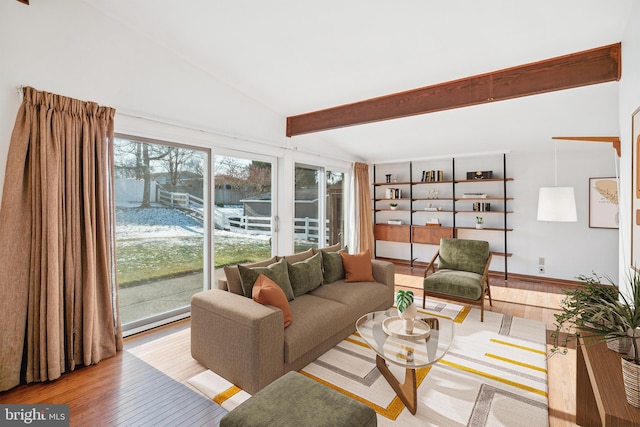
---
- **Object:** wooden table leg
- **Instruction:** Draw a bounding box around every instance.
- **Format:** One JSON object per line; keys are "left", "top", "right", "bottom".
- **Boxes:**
{"left": 376, "top": 354, "right": 418, "bottom": 415}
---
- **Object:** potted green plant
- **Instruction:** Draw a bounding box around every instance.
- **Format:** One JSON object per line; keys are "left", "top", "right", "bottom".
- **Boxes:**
{"left": 475, "top": 216, "right": 483, "bottom": 229}
{"left": 389, "top": 202, "right": 398, "bottom": 210}
{"left": 550, "top": 270, "right": 640, "bottom": 408}
{"left": 396, "top": 290, "right": 417, "bottom": 333}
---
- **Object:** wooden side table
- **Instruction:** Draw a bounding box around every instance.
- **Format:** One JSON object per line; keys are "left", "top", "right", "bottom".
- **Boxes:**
{"left": 577, "top": 337, "right": 640, "bottom": 426}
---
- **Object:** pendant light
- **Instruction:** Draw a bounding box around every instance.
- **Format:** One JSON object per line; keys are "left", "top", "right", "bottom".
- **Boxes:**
{"left": 537, "top": 141, "right": 577, "bottom": 222}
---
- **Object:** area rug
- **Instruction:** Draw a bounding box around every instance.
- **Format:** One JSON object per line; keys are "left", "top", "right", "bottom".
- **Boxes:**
{"left": 189, "top": 299, "right": 549, "bottom": 426}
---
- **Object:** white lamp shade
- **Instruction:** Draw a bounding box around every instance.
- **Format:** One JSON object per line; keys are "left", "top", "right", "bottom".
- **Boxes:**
{"left": 537, "top": 187, "right": 577, "bottom": 222}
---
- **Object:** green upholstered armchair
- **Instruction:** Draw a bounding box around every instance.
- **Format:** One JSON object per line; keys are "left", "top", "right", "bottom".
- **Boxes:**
{"left": 423, "top": 238, "right": 492, "bottom": 321}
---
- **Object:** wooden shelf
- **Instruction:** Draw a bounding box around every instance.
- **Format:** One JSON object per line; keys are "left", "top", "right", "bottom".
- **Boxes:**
{"left": 455, "top": 197, "right": 514, "bottom": 201}
{"left": 454, "top": 178, "right": 514, "bottom": 183}
{"left": 490, "top": 252, "right": 513, "bottom": 257}
{"left": 374, "top": 198, "right": 411, "bottom": 201}
{"left": 412, "top": 180, "right": 454, "bottom": 185}
{"left": 456, "top": 226, "right": 513, "bottom": 231}
{"left": 455, "top": 210, "right": 513, "bottom": 214}
{"left": 375, "top": 209, "right": 411, "bottom": 212}
{"left": 373, "top": 181, "right": 411, "bottom": 186}
{"left": 412, "top": 210, "right": 454, "bottom": 213}
{"left": 412, "top": 197, "right": 453, "bottom": 201}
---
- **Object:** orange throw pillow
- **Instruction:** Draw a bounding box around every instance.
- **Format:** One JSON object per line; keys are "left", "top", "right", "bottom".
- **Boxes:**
{"left": 252, "top": 274, "right": 292, "bottom": 327}
{"left": 340, "top": 250, "right": 376, "bottom": 282}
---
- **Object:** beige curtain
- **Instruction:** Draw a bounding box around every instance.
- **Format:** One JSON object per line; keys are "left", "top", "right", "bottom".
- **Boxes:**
{"left": 354, "top": 162, "right": 374, "bottom": 257}
{"left": 0, "top": 87, "right": 122, "bottom": 392}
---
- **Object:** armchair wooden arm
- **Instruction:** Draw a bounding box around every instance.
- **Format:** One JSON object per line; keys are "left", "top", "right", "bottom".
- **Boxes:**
{"left": 424, "top": 250, "right": 440, "bottom": 278}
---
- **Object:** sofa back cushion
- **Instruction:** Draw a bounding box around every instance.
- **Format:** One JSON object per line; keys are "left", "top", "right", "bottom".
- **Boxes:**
{"left": 288, "top": 252, "right": 323, "bottom": 297}
{"left": 223, "top": 256, "right": 278, "bottom": 295}
{"left": 281, "top": 248, "right": 314, "bottom": 264}
{"left": 321, "top": 250, "right": 345, "bottom": 283}
{"left": 238, "top": 258, "right": 295, "bottom": 301}
{"left": 340, "top": 250, "right": 376, "bottom": 282}
{"left": 252, "top": 274, "right": 292, "bottom": 327}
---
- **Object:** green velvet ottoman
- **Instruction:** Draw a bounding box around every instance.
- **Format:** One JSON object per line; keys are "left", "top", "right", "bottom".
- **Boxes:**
{"left": 220, "top": 371, "right": 377, "bottom": 427}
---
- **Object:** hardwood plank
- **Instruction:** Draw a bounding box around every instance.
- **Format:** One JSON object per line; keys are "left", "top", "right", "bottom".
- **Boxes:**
{"left": 286, "top": 44, "right": 620, "bottom": 136}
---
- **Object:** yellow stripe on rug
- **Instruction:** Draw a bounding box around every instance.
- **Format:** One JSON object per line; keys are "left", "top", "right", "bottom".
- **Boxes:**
{"left": 300, "top": 367, "right": 432, "bottom": 420}
{"left": 490, "top": 338, "right": 547, "bottom": 355}
{"left": 213, "top": 385, "right": 242, "bottom": 405}
{"left": 485, "top": 353, "right": 548, "bottom": 373}
{"left": 439, "top": 359, "right": 548, "bottom": 397}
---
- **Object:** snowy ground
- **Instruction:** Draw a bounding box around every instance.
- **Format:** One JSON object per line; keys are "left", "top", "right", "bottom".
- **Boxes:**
{"left": 116, "top": 203, "right": 269, "bottom": 242}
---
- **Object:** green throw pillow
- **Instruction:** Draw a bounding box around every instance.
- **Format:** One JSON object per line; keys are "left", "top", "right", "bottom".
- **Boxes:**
{"left": 288, "top": 252, "right": 323, "bottom": 297}
{"left": 238, "top": 258, "right": 295, "bottom": 301}
{"left": 321, "top": 250, "right": 345, "bottom": 284}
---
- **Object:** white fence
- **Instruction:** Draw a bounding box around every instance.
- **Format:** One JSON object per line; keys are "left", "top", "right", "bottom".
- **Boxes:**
{"left": 216, "top": 211, "right": 327, "bottom": 241}
{"left": 157, "top": 189, "right": 204, "bottom": 220}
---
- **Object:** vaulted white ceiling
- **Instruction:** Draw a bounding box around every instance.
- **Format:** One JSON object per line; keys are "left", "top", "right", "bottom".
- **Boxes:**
{"left": 81, "top": 0, "right": 632, "bottom": 162}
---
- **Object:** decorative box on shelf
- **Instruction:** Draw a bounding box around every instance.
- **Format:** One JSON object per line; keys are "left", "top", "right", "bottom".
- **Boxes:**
{"left": 425, "top": 218, "right": 440, "bottom": 226}
{"left": 466, "top": 171, "right": 493, "bottom": 180}
{"left": 387, "top": 219, "right": 403, "bottom": 225}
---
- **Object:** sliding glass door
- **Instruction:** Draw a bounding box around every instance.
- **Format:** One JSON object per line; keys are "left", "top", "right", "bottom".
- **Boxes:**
{"left": 114, "top": 135, "right": 209, "bottom": 333}
{"left": 213, "top": 153, "right": 275, "bottom": 285}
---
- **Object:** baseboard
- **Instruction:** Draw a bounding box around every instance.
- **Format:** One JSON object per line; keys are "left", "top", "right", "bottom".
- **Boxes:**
{"left": 379, "top": 256, "right": 582, "bottom": 288}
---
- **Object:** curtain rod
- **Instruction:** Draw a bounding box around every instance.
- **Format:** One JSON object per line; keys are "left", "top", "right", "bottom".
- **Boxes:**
{"left": 15, "top": 85, "right": 358, "bottom": 165}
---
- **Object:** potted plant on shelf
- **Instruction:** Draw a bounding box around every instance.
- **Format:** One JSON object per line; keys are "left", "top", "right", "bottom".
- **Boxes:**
{"left": 396, "top": 290, "right": 417, "bottom": 333}
{"left": 389, "top": 202, "right": 398, "bottom": 210}
{"left": 550, "top": 270, "right": 640, "bottom": 408}
{"left": 475, "top": 216, "right": 484, "bottom": 229}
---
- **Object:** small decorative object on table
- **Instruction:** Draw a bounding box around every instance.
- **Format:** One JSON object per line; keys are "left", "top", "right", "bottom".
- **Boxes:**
{"left": 475, "top": 216, "right": 484, "bottom": 229}
{"left": 396, "top": 290, "right": 417, "bottom": 334}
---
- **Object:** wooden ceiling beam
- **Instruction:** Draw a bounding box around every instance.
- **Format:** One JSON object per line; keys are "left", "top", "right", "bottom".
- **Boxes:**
{"left": 286, "top": 43, "right": 621, "bottom": 137}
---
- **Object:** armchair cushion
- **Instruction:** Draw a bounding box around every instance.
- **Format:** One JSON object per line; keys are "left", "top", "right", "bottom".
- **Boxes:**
{"left": 437, "top": 238, "right": 490, "bottom": 275}
{"left": 423, "top": 269, "right": 484, "bottom": 300}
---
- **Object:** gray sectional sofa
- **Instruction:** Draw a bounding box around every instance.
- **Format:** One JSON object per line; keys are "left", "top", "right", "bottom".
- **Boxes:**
{"left": 190, "top": 246, "right": 394, "bottom": 394}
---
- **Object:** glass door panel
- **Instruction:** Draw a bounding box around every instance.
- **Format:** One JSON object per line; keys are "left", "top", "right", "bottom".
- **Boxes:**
{"left": 114, "top": 136, "right": 209, "bottom": 331}
{"left": 294, "top": 165, "right": 321, "bottom": 251}
{"left": 213, "top": 155, "right": 274, "bottom": 286}
{"left": 326, "top": 170, "right": 345, "bottom": 246}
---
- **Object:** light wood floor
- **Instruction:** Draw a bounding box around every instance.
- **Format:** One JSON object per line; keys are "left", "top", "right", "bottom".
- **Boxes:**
{"left": 0, "top": 269, "right": 578, "bottom": 426}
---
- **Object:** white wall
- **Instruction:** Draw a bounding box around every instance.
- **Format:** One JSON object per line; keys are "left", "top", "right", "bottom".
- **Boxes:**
{"left": 619, "top": 1, "right": 640, "bottom": 292}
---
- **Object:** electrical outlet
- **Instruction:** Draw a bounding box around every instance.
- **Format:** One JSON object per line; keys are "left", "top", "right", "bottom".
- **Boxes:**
{"left": 538, "top": 265, "right": 545, "bottom": 274}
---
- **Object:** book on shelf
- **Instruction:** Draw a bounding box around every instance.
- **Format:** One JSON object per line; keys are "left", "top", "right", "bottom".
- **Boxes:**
{"left": 463, "top": 193, "right": 487, "bottom": 198}
{"left": 387, "top": 219, "right": 403, "bottom": 225}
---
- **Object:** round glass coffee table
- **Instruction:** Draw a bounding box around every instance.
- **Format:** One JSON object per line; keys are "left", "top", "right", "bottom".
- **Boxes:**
{"left": 355, "top": 309, "right": 454, "bottom": 415}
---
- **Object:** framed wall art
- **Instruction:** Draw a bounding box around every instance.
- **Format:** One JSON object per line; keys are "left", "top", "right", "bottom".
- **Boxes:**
{"left": 632, "top": 106, "right": 640, "bottom": 268}
{"left": 589, "top": 177, "right": 619, "bottom": 228}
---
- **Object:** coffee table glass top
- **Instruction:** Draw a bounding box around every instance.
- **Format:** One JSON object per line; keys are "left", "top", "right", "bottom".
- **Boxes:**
{"left": 356, "top": 309, "right": 454, "bottom": 369}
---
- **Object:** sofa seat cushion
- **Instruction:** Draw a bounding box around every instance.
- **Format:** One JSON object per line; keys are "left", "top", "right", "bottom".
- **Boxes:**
{"left": 310, "top": 280, "right": 392, "bottom": 323}
{"left": 284, "top": 295, "right": 351, "bottom": 363}
{"left": 423, "top": 269, "right": 483, "bottom": 300}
